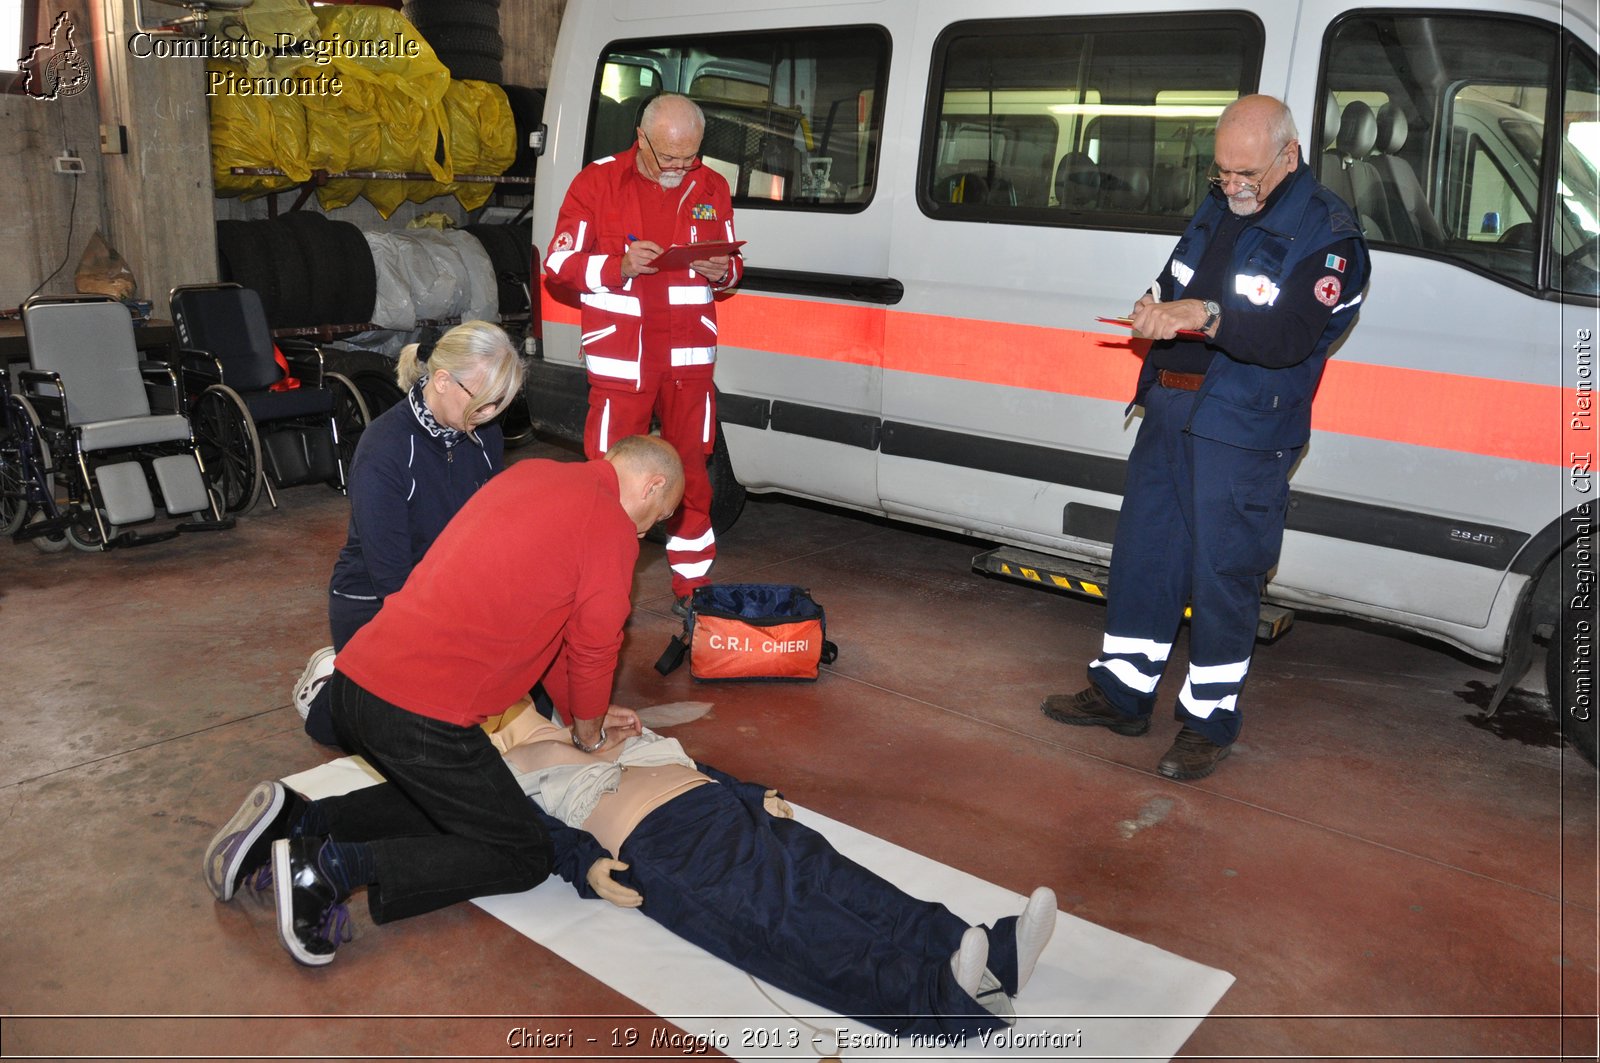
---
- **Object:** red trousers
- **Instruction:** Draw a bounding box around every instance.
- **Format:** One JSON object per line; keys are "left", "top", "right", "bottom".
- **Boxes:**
{"left": 583, "top": 375, "right": 716, "bottom": 599}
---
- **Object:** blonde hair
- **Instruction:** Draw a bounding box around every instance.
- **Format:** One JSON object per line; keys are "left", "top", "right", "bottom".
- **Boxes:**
{"left": 395, "top": 321, "right": 524, "bottom": 431}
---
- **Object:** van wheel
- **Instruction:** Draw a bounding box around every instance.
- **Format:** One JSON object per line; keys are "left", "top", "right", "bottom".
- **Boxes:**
{"left": 1546, "top": 542, "right": 1597, "bottom": 767}
{"left": 707, "top": 424, "right": 745, "bottom": 536}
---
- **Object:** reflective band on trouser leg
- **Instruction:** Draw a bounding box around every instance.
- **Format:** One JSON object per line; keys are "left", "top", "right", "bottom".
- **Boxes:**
{"left": 1090, "top": 633, "right": 1172, "bottom": 699}
{"left": 598, "top": 399, "right": 611, "bottom": 452}
{"left": 658, "top": 377, "right": 717, "bottom": 598}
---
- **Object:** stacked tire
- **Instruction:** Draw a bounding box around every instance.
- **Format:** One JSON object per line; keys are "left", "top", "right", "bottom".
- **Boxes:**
{"left": 215, "top": 215, "right": 378, "bottom": 330}
{"left": 462, "top": 221, "right": 534, "bottom": 316}
{"left": 404, "top": 0, "right": 503, "bottom": 85}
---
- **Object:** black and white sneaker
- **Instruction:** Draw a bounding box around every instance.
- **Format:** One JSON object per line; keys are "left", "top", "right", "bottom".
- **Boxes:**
{"left": 271, "top": 836, "right": 351, "bottom": 967}
{"left": 203, "top": 781, "right": 290, "bottom": 902}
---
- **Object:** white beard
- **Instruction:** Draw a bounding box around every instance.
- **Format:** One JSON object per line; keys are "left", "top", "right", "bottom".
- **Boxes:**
{"left": 657, "top": 171, "right": 687, "bottom": 190}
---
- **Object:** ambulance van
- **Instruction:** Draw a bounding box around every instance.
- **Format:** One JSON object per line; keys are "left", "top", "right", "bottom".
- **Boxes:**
{"left": 525, "top": 0, "right": 1600, "bottom": 761}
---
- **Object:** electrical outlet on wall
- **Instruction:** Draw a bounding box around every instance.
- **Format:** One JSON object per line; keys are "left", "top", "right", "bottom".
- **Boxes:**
{"left": 53, "top": 153, "right": 85, "bottom": 175}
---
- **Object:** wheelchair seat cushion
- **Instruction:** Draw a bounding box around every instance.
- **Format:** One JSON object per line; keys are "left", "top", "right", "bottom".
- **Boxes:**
{"left": 240, "top": 385, "right": 335, "bottom": 422}
{"left": 78, "top": 413, "right": 193, "bottom": 452}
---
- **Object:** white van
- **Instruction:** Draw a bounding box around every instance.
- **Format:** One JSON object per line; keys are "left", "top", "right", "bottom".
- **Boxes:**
{"left": 525, "top": 0, "right": 1600, "bottom": 761}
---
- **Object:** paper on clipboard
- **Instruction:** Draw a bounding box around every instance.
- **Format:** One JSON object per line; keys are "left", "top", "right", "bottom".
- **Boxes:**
{"left": 1097, "top": 315, "right": 1208, "bottom": 340}
{"left": 648, "top": 240, "right": 745, "bottom": 271}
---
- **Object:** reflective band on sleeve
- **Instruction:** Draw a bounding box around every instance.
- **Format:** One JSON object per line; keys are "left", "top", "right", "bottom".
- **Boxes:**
{"left": 580, "top": 292, "right": 642, "bottom": 317}
{"left": 669, "top": 286, "right": 713, "bottom": 305}
{"left": 584, "top": 254, "right": 608, "bottom": 291}
{"left": 1332, "top": 293, "right": 1364, "bottom": 314}
{"left": 576, "top": 219, "right": 588, "bottom": 247}
{"left": 700, "top": 315, "right": 717, "bottom": 336}
{"left": 1170, "top": 260, "right": 1194, "bottom": 287}
{"left": 670, "top": 559, "right": 714, "bottom": 579}
{"left": 585, "top": 354, "right": 642, "bottom": 384}
{"left": 666, "top": 528, "right": 716, "bottom": 552}
{"left": 1102, "top": 634, "right": 1173, "bottom": 662}
{"left": 545, "top": 249, "right": 575, "bottom": 272}
{"left": 670, "top": 346, "right": 716, "bottom": 367}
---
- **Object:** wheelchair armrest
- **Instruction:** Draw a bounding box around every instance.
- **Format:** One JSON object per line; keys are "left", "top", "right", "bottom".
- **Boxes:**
{"left": 177, "top": 347, "right": 225, "bottom": 387}
{"left": 16, "top": 368, "right": 69, "bottom": 428}
{"left": 140, "top": 360, "right": 183, "bottom": 414}
{"left": 277, "top": 339, "right": 326, "bottom": 388}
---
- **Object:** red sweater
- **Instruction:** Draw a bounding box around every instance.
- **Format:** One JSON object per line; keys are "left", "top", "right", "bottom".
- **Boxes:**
{"left": 337, "top": 459, "right": 638, "bottom": 726}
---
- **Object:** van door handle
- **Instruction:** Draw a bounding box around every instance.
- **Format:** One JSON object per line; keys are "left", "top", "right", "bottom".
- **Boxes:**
{"left": 737, "top": 267, "right": 904, "bottom": 306}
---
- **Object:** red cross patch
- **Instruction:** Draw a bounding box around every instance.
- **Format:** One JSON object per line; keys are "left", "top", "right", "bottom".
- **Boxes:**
{"left": 1314, "top": 275, "right": 1342, "bottom": 307}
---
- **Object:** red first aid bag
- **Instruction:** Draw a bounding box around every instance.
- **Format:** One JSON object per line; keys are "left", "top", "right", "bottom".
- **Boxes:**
{"left": 655, "top": 584, "right": 837, "bottom": 682}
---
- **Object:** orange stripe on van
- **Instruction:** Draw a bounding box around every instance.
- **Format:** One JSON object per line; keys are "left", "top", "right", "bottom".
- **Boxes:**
{"left": 545, "top": 291, "right": 1566, "bottom": 466}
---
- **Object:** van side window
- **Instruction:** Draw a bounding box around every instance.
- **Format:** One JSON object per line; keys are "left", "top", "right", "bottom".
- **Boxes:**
{"left": 1320, "top": 13, "right": 1600, "bottom": 296}
{"left": 587, "top": 27, "right": 890, "bottom": 212}
{"left": 921, "top": 15, "right": 1263, "bottom": 229}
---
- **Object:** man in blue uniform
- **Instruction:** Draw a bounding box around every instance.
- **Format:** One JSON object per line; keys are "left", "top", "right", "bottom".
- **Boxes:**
{"left": 1042, "top": 94, "right": 1370, "bottom": 780}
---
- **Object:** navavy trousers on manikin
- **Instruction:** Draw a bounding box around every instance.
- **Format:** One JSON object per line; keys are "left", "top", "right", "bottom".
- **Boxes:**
{"left": 1089, "top": 385, "right": 1300, "bottom": 747}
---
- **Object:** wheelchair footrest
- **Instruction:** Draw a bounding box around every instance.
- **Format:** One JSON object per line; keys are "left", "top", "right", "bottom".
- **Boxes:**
{"left": 175, "top": 517, "right": 236, "bottom": 533}
{"left": 108, "top": 529, "right": 181, "bottom": 549}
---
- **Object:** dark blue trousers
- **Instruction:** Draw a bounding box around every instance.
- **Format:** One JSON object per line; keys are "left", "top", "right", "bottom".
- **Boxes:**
{"left": 1089, "top": 384, "right": 1298, "bottom": 746}
{"left": 321, "top": 671, "right": 553, "bottom": 923}
{"left": 612, "top": 783, "right": 1015, "bottom": 1039}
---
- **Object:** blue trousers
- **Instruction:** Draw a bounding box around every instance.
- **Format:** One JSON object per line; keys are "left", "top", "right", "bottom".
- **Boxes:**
{"left": 1089, "top": 384, "right": 1298, "bottom": 746}
{"left": 613, "top": 783, "right": 1016, "bottom": 1039}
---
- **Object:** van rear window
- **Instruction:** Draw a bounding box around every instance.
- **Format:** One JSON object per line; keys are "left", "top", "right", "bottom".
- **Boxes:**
{"left": 588, "top": 27, "right": 890, "bottom": 213}
{"left": 921, "top": 14, "right": 1263, "bottom": 230}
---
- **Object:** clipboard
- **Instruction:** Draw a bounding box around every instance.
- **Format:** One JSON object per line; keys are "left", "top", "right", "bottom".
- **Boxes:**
{"left": 1097, "top": 315, "right": 1208, "bottom": 340}
{"left": 648, "top": 239, "right": 745, "bottom": 271}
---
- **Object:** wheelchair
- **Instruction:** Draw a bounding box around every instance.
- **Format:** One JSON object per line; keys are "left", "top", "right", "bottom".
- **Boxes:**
{"left": 169, "top": 283, "right": 371, "bottom": 514}
{"left": 1, "top": 295, "right": 232, "bottom": 552}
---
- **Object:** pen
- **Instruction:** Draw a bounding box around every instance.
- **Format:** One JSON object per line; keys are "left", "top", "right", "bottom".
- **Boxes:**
{"left": 627, "top": 234, "right": 637, "bottom": 243}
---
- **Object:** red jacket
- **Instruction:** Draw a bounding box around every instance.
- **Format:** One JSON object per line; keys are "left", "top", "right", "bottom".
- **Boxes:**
{"left": 544, "top": 143, "right": 741, "bottom": 391}
{"left": 337, "top": 458, "right": 638, "bottom": 726}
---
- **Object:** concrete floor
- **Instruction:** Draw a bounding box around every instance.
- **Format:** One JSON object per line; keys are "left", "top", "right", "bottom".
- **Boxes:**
{"left": 2, "top": 438, "right": 1596, "bottom": 1061}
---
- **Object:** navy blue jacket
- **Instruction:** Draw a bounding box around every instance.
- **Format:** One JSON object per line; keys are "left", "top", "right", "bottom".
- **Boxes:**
{"left": 1137, "top": 162, "right": 1370, "bottom": 450}
{"left": 329, "top": 400, "right": 503, "bottom": 605}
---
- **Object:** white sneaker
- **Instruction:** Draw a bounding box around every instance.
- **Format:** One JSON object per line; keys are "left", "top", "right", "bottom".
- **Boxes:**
{"left": 293, "top": 647, "right": 337, "bottom": 720}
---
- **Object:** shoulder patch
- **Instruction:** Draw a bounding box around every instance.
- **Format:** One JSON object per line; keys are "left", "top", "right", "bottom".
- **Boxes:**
{"left": 1314, "top": 275, "right": 1342, "bottom": 307}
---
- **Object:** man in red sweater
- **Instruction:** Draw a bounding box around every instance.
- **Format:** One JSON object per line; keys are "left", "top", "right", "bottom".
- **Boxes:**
{"left": 201, "top": 435, "right": 683, "bottom": 967}
{"left": 544, "top": 93, "right": 742, "bottom": 613}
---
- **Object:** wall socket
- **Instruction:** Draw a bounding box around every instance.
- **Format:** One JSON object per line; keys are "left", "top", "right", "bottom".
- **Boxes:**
{"left": 53, "top": 153, "right": 85, "bottom": 175}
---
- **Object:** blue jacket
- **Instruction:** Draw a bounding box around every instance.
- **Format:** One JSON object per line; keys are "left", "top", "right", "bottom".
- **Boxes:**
{"left": 1136, "top": 162, "right": 1370, "bottom": 450}
{"left": 329, "top": 399, "right": 503, "bottom": 604}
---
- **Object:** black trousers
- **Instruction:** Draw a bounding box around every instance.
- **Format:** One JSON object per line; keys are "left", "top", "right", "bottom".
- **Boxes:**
{"left": 321, "top": 670, "right": 553, "bottom": 923}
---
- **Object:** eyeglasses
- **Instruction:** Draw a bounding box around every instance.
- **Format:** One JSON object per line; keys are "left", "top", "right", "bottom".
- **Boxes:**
{"left": 1207, "top": 141, "right": 1290, "bottom": 194}
{"left": 450, "top": 374, "right": 499, "bottom": 416}
{"left": 641, "top": 129, "right": 701, "bottom": 172}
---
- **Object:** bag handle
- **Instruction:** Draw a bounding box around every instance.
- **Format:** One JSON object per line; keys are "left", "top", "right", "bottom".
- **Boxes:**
{"left": 821, "top": 640, "right": 838, "bottom": 664}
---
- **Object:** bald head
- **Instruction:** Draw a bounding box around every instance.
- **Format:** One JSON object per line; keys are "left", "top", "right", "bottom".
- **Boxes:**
{"left": 1212, "top": 94, "right": 1300, "bottom": 215}
{"left": 606, "top": 435, "right": 686, "bottom": 535}
{"left": 636, "top": 94, "right": 705, "bottom": 189}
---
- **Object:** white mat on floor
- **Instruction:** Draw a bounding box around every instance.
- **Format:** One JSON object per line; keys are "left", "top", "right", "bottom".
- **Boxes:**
{"left": 284, "top": 757, "right": 1233, "bottom": 1062}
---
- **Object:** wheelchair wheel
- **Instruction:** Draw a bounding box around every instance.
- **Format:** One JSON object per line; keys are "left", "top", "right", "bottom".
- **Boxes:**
{"left": 6, "top": 394, "right": 57, "bottom": 542}
{"left": 66, "top": 511, "right": 116, "bottom": 553}
{"left": 26, "top": 511, "right": 69, "bottom": 553}
{"left": 193, "top": 385, "right": 263, "bottom": 514}
{"left": 0, "top": 423, "right": 26, "bottom": 537}
{"left": 325, "top": 372, "right": 371, "bottom": 489}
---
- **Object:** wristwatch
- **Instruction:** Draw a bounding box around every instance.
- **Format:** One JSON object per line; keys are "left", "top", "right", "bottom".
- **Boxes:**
{"left": 1200, "top": 299, "right": 1221, "bottom": 333}
{"left": 571, "top": 727, "right": 607, "bottom": 753}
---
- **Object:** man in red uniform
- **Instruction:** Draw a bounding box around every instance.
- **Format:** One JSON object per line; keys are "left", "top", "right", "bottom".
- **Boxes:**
{"left": 544, "top": 93, "right": 743, "bottom": 613}
{"left": 200, "top": 436, "right": 684, "bottom": 967}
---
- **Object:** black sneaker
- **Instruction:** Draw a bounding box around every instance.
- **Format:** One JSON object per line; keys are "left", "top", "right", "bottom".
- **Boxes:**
{"left": 271, "top": 837, "right": 352, "bottom": 967}
{"left": 1157, "top": 726, "right": 1232, "bottom": 780}
{"left": 204, "top": 781, "right": 292, "bottom": 902}
{"left": 1040, "top": 686, "right": 1149, "bottom": 736}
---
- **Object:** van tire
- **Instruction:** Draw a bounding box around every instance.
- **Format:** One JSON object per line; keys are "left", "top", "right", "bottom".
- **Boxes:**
{"left": 1545, "top": 541, "right": 1596, "bottom": 766}
{"left": 707, "top": 423, "right": 745, "bottom": 536}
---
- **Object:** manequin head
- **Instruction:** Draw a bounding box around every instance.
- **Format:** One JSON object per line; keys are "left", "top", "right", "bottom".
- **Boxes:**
{"left": 635, "top": 94, "right": 706, "bottom": 190}
{"left": 605, "top": 435, "right": 685, "bottom": 535}
{"left": 1210, "top": 94, "right": 1300, "bottom": 216}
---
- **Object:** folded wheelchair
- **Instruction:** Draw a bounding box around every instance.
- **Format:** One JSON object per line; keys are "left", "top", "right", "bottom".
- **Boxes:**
{"left": 1, "top": 295, "right": 232, "bottom": 552}
{"left": 169, "top": 283, "right": 370, "bottom": 514}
